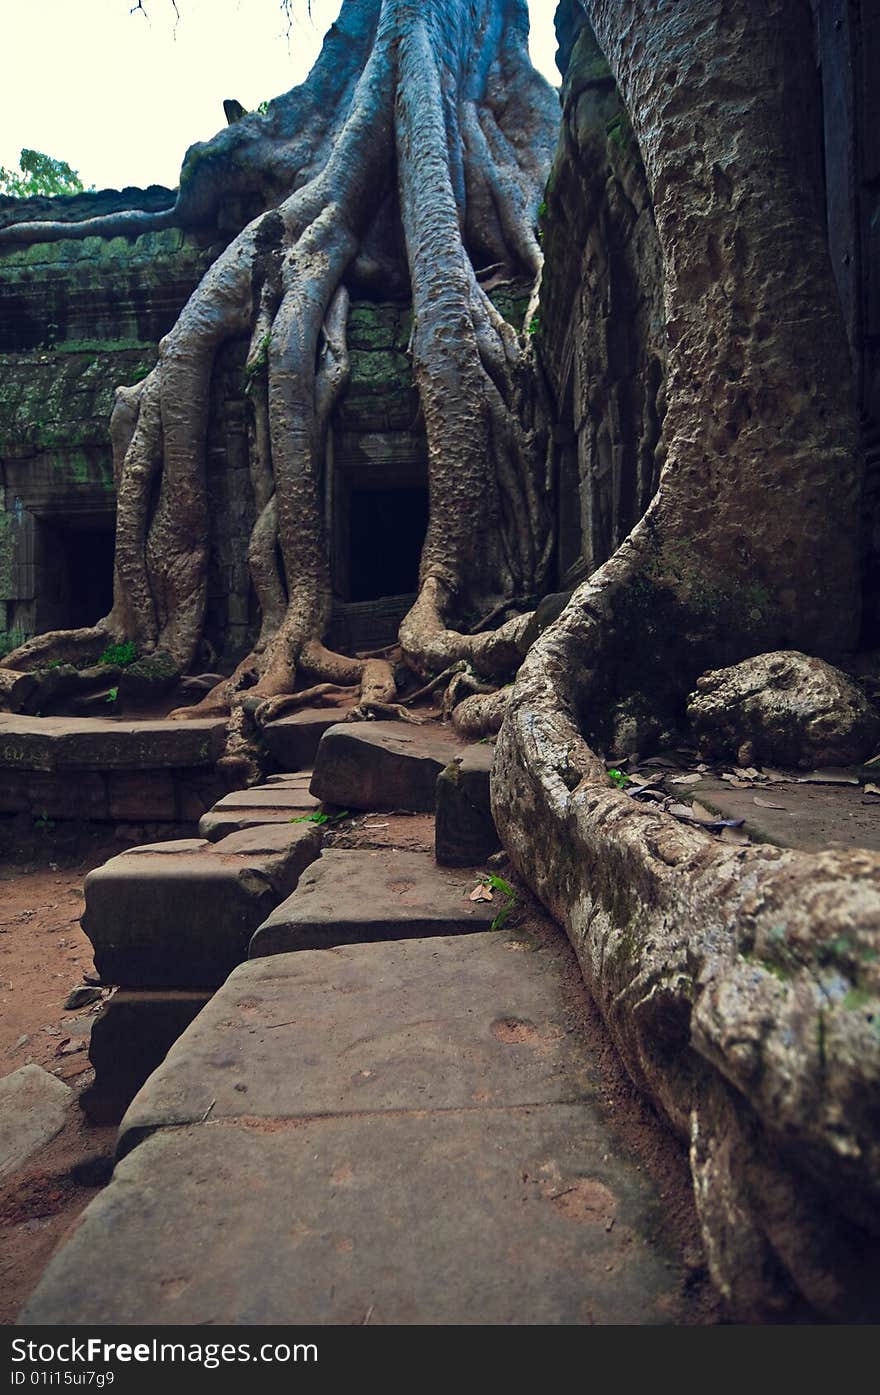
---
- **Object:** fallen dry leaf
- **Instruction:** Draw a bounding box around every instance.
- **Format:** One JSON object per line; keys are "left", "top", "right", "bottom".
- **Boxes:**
{"left": 691, "top": 800, "right": 714, "bottom": 821}
{"left": 669, "top": 773, "right": 702, "bottom": 786}
{"left": 469, "top": 884, "right": 493, "bottom": 902}
{"left": 863, "top": 783, "right": 880, "bottom": 797}
{"left": 753, "top": 796, "right": 788, "bottom": 810}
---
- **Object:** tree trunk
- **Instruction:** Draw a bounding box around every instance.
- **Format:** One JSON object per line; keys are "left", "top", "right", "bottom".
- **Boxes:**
{"left": 494, "top": 0, "right": 879, "bottom": 1319}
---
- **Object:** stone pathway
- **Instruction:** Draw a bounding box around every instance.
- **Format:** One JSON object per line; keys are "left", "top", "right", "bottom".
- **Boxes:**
{"left": 24, "top": 931, "right": 688, "bottom": 1325}
{"left": 21, "top": 714, "right": 701, "bottom": 1324}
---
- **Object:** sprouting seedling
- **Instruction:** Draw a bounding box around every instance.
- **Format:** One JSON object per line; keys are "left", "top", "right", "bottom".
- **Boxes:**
{"left": 291, "top": 809, "right": 350, "bottom": 826}
{"left": 607, "top": 768, "right": 630, "bottom": 788}
{"left": 481, "top": 872, "right": 517, "bottom": 930}
{"left": 105, "top": 686, "right": 119, "bottom": 703}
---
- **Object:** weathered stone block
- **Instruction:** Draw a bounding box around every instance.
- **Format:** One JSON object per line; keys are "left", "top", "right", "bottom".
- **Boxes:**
{"left": 198, "top": 776, "right": 320, "bottom": 841}
{"left": 261, "top": 708, "right": 346, "bottom": 771}
{"left": 82, "top": 823, "right": 323, "bottom": 988}
{"left": 26, "top": 770, "right": 107, "bottom": 820}
{"left": 250, "top": 848, "right": 498, "bottom": 957}
{"left": 0, "top": 715, "right": 226, "bottom": 772}
{"left": 106, "top": 770, "right": 176, "bottom": 822}
{"left": 435, "top": 742, "right": 500, "bottom": 866}
{"left": 0, "top": 1065, "right": 71, "bottom": 1176}
{"left": 310, "top": 720, "right": 463, "bottom": 812}
{"left": 79, "top": 990, "right": 211, "bottom": 1125}
{"left": 121, "top": 930, "right": 596, "bottom": 1142}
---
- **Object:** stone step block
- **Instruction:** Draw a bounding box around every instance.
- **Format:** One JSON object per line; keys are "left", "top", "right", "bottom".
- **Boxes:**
{"left": 198, "top": 776, "right": 320, "bottom": 842}
{"left": 80, "top": 990, "right": 212, "bottom": 1125}
{"left": 0, "top": 1065, "right": 72, "bottom": 1177}
{"left": 435, "top": 740, "right": 501, "bottom": 865}
{"left": 249, "top": 848, "right": 499, "bottom": 957}
{"left": 119, "top": 928, "right": 597, "bottom": 1145}
{"left": 82, "top": 824, "right": 324, "bottom": 988}
{"left": 261, "top": 708, "right": 348, "bottom": 771}
{"left": 24, "top": 1106, "right": 683, "bottom": 1325}
{"left": 0, "top": 714, "right": 226, "bottom": 772}
{"left": 310, "top": 720, "right": 464, "bottom": 812}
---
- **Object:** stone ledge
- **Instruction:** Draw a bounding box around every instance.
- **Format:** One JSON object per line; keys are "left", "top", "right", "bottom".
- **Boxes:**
{"left": 0, "top": 715, "right": 227, "bottom": 772}
{"left": 82, "top": 823, "right": 323, "bottom": 988}
{"left": 249, "top": 848, "right": 498, "bottom": 957}
{"left": 309, "top": 720, "right": 464, "bottom": 812}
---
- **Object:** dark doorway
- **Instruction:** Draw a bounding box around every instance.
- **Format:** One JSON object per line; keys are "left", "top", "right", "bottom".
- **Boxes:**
{"left": 348, "top": 487, "right": 428, "bottom": 602}
{"left": 63, "top": 526, "right": 116, "bottom": 627}
{"left": 36, "top": 520, "right": 116, "bottom": 632}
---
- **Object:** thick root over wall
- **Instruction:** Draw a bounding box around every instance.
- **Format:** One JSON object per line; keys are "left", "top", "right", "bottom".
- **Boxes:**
{"left": 495, "top": 0, "right": 878, "bottom": 1320}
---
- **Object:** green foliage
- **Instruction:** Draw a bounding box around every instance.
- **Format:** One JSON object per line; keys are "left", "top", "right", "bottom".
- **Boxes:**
{"left": 607, "top": 768, "right": 631, "bottom": 788}
{"left": 0, "top": 629, "right": 26, "bottom": 659}
{"left": 481, "top": 872, "right": 517, "bottom": 931}
{"left": 527, "top": 314, "right": 541, "bottom": 337}
{"left": 291, "top": 809, "right": 350, "bottom": 826}
{"left": 34, "top": 810, "right": 55, "bottom": 834}
{"left": 98, "top": 640, "right": 137, "bottom": 667}
{"left": 105, "top": 687, "right": 119, "bottom": 703}
{"left": 0, "top": 149, "right": 93, "bottom": 199}
{"left": 256, "top": 100, "right": 271, "bottom": 116}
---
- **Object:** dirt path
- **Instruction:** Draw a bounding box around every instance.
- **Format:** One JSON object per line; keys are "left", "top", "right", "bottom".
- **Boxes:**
{"left": 0, "top": 834, "right": 121, "bottom": 1324}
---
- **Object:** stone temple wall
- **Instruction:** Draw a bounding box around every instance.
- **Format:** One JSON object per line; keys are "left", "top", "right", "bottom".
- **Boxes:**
{"left": 537, "top": 14, "right": 666, "bottom": 593}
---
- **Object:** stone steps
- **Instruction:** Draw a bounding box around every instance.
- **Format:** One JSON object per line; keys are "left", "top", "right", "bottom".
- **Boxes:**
{"left": 82, "top": 824, "right": 324, "bottom": 989}
{"left": 0, "top": 714, "right": 226, "bottom": 823}
{"left": 75, "top": 717, "right": 501, "bottom": 1122}
{"left": 249, "top": 847, "right": 500, "bottom": 957}
{"left": 310, "top": 719, "right": 466, "bottom": 811}
{"left": 25, "top": 931, "right": 688, "bottom": 1325}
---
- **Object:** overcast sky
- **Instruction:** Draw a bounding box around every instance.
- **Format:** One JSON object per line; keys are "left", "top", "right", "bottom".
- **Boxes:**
{"left": 0, "top": 0, "right": 561, "bottom": 192}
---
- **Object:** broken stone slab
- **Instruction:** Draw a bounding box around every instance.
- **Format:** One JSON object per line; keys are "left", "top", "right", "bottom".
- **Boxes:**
{"left": 82, "top": 823, "right": 323, "bottom": 988}
{"left": 689, "top": 777, "right": 880, "bottom": 855}
{"left": 0, "top": 714, "right": 227, "bottom": 772}
{"left": 688, "top": 651, "right": 880, "bottom": 769}
{"left": 249, "top": 848, "right": 499, "bottom": 957}
{"left": 80, "top": 990, "right": 212, "bottom": 1125}
{"left": 0, "top": 1065, "right": 72, "bottom": 1177}
{"left": 198, "top": 778, "right": 321, "bottom": 842}
{"left": 120, "top": 929, "right": 597, "bottom": 1145}
{"left": 435, "top": 741, "right": 501, "bottom": 866}
{"left": 310, "top": 720, "right": 465, "bottom": 812}
{"left": 261, "top": 708, "right": 347, "bottom": 771}
{"left": 24, "top": 1106, "right": 684, "bottom": 1326}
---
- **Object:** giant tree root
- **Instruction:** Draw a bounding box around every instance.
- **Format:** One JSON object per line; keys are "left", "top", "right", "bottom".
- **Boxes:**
{"left": 493, "top": 596, "right": 880, "bottom": 1320}
{"left": 0, "top": 0, "right": 556, "bottom": 757}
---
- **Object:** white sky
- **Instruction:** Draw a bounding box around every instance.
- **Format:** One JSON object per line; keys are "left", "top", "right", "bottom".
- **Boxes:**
{"left": 0, "top": 0, "right": 561, "bottom": 191}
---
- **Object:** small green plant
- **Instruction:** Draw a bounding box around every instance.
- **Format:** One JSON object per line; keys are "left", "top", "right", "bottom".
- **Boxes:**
{"left": 105, "top": 686, "right": 119, "bottom": 703}
{"left": 607, "top": 768, "right": 631, "bottom": 788}
{"left": 527, "top": 314, "right": 541, "bottom": 337}
{"left": 98, "top": 640, "right": 137, "bottom": 668}
{"left": 291, "top": 809, "right": 350, "bottom": 827}
{"left": 481, "top": 872, "right": 517, "bottom": 930}
{"left": 34, "top": 810, "right": 55, "bottom": 834}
